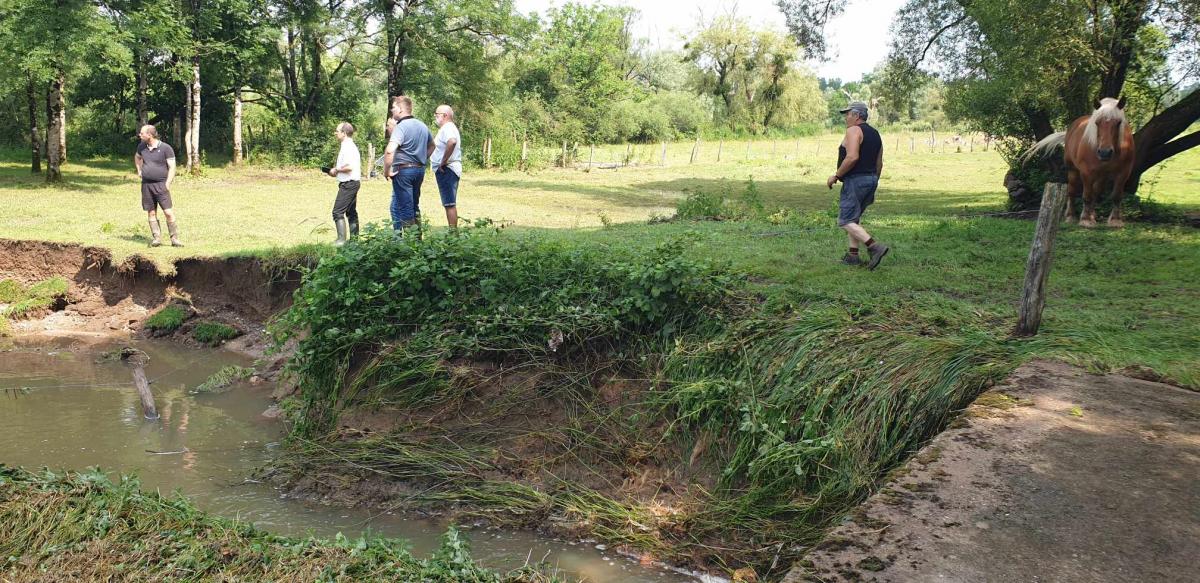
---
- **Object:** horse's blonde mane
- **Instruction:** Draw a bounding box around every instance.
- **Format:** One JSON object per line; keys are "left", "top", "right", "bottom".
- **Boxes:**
{"left": 1082, "top": 98, "right": 1128, "bottom": 147}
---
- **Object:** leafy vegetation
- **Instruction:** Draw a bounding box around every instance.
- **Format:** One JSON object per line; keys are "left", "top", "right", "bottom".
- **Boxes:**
{"left": 0, "top": 279, "right": 23, "bottom": 303}
{"left": 0, "top": 465, "right": 557, "bottom": 582}
{"left": 191, "top": 321, "right": 240, "bottom": 346}
{"left": 143, "top": 305, "right": 186, "bottom": 333}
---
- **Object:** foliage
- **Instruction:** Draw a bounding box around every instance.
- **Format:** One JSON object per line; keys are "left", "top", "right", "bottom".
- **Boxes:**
{"left": 674, "top": 178, "right": 767, "bottom": 221}
{"left": 144, "top": 305, "right": 186, "bottom": 333}
{"left": 0, "top": 316, "right": 10, "bottom": 337}
{"left": 192, "top": 364, "right": 253, "bottom": 394}
{"left": 191, "top": 321, "right": 240, "bottom": 346}
{"left": 272, "top": 222, "right": 732, "bottom": 436}
{"left": 0, "top": 465, "right": 557, "bottom": 582}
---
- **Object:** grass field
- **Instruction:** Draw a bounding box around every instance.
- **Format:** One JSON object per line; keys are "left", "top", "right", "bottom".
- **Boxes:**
{"left": 2, "top": 135, "right": 1198, "bottom": 387}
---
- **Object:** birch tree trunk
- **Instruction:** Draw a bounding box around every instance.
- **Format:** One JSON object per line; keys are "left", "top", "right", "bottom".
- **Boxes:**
{"left": 56, "top": 76, "right": 67, "bottom": 164}
{"left": 183, "top": 84, "right": 192, "bottom": 172}
{"left": 46, "top": 72, "right": 64, "bottom": 182}
{"left": 232, "top": 86, "right": 243, "bottom": 165}
{"left": 27, "top": 76, "right": 41, "bottom": 174}
{"left": 189, "top": 58, "right": 201, "bottom": 174}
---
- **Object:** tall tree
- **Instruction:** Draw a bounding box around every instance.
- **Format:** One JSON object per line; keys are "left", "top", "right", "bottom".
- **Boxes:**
{"left": 0, "top": 0, "right": 129, "bottom": 181}
{"left": 870, "top": 0, "right": 1200, "bottom": 191}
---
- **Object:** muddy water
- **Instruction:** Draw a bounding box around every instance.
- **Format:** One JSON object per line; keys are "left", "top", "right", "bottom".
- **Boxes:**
{"left": 0, "top": 337, "right": 702, "bottom": 583}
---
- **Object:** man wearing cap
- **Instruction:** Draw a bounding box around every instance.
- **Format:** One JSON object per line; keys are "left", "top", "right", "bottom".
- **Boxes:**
{"left": 827, "top": 101, "right": 888, "bottom": 269}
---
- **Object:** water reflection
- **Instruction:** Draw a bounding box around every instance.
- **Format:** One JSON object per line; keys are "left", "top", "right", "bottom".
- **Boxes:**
{"left": 0, "top": 336, "right": 700, "bottom": 582}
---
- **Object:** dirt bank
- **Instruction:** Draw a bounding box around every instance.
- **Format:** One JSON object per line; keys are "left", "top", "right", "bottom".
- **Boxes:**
{"left": 0, "top": 239, "right": 302, "bottom": 360}
{"left": 787, "top": 360, "right": 1200, "bottom": 583}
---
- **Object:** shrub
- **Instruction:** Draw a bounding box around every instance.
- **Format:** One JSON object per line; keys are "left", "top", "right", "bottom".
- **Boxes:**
{"left": 145, "top": 305, "right": 187, "bottom": 333}
{"left": 192, "top": 321, "right": 240, "bottom": 346}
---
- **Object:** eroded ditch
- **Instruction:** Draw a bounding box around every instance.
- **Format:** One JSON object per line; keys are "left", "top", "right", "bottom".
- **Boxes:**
{"left": 0, "top": 239, "right": 703, "bottom": 583}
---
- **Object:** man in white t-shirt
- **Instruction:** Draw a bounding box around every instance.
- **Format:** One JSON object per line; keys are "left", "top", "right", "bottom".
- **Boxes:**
{"left": 327, "top": 122, "right": 361, "bottom": 246}
{"left": 431, "top": 104, "right": 462, "bottom": 228}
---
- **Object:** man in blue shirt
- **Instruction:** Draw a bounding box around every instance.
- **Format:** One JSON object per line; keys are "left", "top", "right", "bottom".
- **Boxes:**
{"left": 383, "top": 96, "right": 434, "bottom": 232}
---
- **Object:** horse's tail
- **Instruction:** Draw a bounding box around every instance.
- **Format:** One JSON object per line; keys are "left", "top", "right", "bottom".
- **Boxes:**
{"left": 1019, "top": 131, "right": 1067, "bottom": 165}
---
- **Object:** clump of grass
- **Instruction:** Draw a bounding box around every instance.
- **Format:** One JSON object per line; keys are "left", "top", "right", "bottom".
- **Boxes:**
{"left": 0, "top": 465, "right": 558, "bottom": 582}
{"left": 144, "top": 305, "right": 187, "bottom": 333}
{"left": 0, "top": 316, "right": 10, "bottom": 337}
{"left": 192, "top": 321, "right": 240, "bottom": 345}
{"left": 1, "top": 277, "right": 68, "bottom": 320}
{"left": 192, "top": 365, "right": 254, "bottom": 394}
{"left": 0, "top": 279, "right": 24, "bottom": 303}
{"left": 674, "top": 179, "right": 765, "bottom": 221}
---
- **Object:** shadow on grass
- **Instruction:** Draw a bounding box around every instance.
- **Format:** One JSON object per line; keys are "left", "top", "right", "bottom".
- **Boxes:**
{"left": 471, "top": 178, "right": 679, "bottom": 209}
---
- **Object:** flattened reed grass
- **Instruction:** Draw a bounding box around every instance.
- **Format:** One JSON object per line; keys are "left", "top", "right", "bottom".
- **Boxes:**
{"left": 0, "top": 465, "right": 558, "bottom": 582}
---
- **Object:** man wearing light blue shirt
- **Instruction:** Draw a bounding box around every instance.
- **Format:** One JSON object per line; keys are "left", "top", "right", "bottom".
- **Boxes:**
{"left": 431, "top": 104, "right": 462, "bottom": 228}
{"left": 383, "top": 95, "right": 434, "bottom": 232}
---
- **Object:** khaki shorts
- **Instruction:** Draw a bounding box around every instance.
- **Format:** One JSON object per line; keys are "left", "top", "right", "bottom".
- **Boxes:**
{"left": 141, "top": 182, "right": 173, "bottom": 212}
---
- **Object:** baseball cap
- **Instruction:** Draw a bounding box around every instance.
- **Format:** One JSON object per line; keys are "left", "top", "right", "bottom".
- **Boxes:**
{"left": 839, "top": 101, "right": 869, "bottom": 118}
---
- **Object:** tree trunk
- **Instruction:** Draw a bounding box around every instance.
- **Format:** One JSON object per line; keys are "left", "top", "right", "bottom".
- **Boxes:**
{"left": 136, "top": 52, "right": 148, "bottom": 127}
{"left": 27, "top": 76, "right": 41, "bottom": 174}
{"left": 56, "top": 77, "right": 67, "bottom": 164}
{"left": 183, "top": 84, "right": 192, "bottom": 172}
{"left": 189, "top": 58, "right": 201, "bottom": 174}
{"left": 46, "top": 72, "right": 64, "bottom": 182}
{"left": 233, "top": 86, "right": 243, "bottom": 165}
{"left": 173, "top": 113, "right": 182, "bottom": 152}
{"left": 1100, "top": 0, "right": 1150, "bottom": 100}
{"left": 1128, "top": 88, "right": 1200, "bottom": 192}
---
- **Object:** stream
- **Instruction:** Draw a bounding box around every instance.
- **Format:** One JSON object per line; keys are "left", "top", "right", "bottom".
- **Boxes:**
{"left": 0, "top": 335, "right": 706, "bottom": 582}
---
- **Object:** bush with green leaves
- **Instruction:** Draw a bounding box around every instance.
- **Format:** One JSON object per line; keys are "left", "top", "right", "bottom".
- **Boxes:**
{"left": 191, "top": 321, "right": 240, "bottom": 346}
{"left": 272, "top": 222, "right": 732, "bottom": 435}
{"left": 144, "top": 305, "right": 186, "bottom": 333}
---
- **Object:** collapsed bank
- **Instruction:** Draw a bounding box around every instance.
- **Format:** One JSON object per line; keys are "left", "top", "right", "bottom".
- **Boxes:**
{"left": 0, "top": 231, "right": 1021, "bottom": 581}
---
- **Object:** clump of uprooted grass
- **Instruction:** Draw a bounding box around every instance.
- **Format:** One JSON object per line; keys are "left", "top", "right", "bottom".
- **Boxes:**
{"left": 0, "top": 465, "right": 558, "bottom": 582}
{"left": 192, "top": 320, "right": 240, "bottom": 345}
{"left": 192, "top": 364, "right": 254, "bottom": 394}
{"left": 1, "top": 276, "right": 68, "bottom": 320}
{"left": 144, "top": 304, "right": 187, "bottom": 333}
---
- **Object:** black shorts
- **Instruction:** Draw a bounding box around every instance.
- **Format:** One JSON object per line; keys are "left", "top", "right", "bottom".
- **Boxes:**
{"left": 141, "top": 182, "right": 173, "bottom": 212}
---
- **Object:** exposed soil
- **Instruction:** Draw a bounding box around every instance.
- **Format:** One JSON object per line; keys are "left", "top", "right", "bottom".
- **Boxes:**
{"left": 0, "top": 239, "right": 302, "bottom": 365}
{"left": 786, "top": 360, "right": 1200, "bottom": 583}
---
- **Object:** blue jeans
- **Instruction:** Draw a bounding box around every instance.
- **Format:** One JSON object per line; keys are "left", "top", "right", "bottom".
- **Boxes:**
{"left": 435, "top": 167, "right": 459, "bottom": 207}
{"left": 390, "top": 167, "right": 425, "bottom": 230}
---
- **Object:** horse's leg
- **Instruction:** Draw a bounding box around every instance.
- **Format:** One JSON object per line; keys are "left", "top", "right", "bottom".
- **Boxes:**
{"left": 1079, "top": 176, "right": 1098, "bottom": 228}
{"left": 1066, "top": 167, "right": 1081, "bottom": 224}
{"left": 1107, "top": 167, "right": 1133, "bottom": 228}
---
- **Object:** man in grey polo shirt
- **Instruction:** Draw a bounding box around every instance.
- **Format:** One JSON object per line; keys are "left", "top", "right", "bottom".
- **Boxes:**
{"left": 133, "top": 125, "right": 182, "bottom": 247}
{"left": 383, "top": 95, "right": 434, "bottom": 231}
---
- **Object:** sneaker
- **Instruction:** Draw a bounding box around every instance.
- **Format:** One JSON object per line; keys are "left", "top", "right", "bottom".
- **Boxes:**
{"left": 867, "top": 243, "right": 890, "bottom": 270}
{"left": 840, "top": 253, "right": 863, "bottom": 266}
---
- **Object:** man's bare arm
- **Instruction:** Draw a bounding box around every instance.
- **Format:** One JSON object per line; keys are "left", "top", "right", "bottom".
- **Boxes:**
{"left": 165, "top": 158, "right": 176, "bottom": 187}
{"left": 384, "top": 141, "right": 397, "bottom": 178}
{"left": 876, "top": 148, "right": 883, "bottom": 178}
{"left": 135, "top": 153, "right": 143, "bottom": 177}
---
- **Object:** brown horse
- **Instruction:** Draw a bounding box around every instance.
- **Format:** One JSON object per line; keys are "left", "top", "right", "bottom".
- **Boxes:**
{"left": 1024, "top": 97, "right": 1136, "bottom": 227}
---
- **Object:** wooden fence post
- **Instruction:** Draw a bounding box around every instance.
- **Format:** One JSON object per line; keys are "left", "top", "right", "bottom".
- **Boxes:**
{"left": 746, "top": 141, "right": 751, "bottom": 160}
{"left": 717, "top": 139, "right": 723, "bottom": 162}
{"left": 772, "top": 139, "right": 777, "bottom": 157}
{"left": 132, "top": 365, "right": 158, "bottom": 420}
{"left": 1016, "top": 182, "right": 1069, "bottom": 336}
{"left": 520, "top": 138, "right": 528, "bottom": 169}
{"left": 561, "top": 141, "right": 567, "bottom": 167}
{"left": 367, "top": 142, "right": 375, "bottom": 178}
{"left": 970, "top": 135, "right": 974, "bottom": 152}
{"left": 690, "top": 137, "right": 700, "bottom": 164}
{"left": 660, "top": 142, "right": 667, "bottom": 166}
{"left": 910, "top": 137, "right": 915, "bottom": 153}
{"left": 588, "top": 144, "right": 594, "bottom": 168}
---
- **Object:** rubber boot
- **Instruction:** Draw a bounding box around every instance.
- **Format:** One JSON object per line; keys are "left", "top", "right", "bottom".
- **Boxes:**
{"left": 348, "top": 219, "right": 360, "bottom": 239}
{"left": 167, "top": 221, "right": 183, "bottom": 247}
{"left": 334, "top": 218, "right": 348, "bottom": 246}
{"left": 148, "top": 219, "right": 162, "bottom": 247}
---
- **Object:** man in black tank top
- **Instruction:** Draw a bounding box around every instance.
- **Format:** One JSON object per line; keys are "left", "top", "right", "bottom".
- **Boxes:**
{"left": 826, "top": 101, "right": 889, "bottom": 269}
